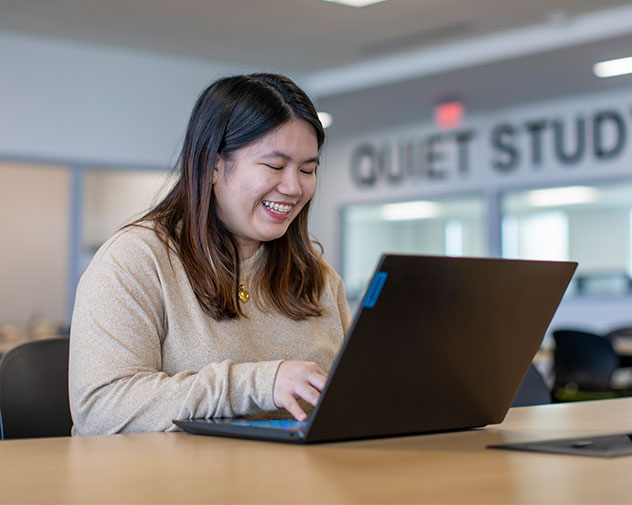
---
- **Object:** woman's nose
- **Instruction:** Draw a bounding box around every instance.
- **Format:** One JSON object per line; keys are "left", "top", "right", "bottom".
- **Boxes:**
{"left": 277, "top": 169, "right": 302, "bottom": 196}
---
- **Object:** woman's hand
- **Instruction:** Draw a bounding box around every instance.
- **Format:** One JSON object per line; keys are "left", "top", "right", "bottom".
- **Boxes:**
{"left": 273, "top": 361, "right": 328, "bottom": 421}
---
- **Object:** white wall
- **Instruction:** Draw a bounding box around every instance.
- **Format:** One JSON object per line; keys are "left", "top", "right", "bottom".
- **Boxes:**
{"left": 0, "top": 30, "right": 242, "bottom": 331}
{"left": 0, "top": 30, "right": 238, "bottom": 167}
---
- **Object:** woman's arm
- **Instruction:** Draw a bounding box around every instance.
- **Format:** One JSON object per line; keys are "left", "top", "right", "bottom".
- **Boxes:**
{"left": 68, "top": 236, "right": 281, "bottom": 435}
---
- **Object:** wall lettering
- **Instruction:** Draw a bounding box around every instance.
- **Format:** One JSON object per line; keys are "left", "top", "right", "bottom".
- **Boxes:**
{"left": 350, "top": 106, "right": 632, "bottom": 188}
{"left": 349, "top": 129, "right": 475, "bottom": 187}
{"left": 594, "top": 110, "right": 626, "bottom": 159}
{"left": 491, "top": 123, "right": 519, "bottom": 173}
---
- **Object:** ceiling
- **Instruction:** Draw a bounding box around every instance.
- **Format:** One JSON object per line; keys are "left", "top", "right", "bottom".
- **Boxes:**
{"left": 318, "top": 31, "right": 632, "bottom": 136}
{"left": 3, "top": 0, "right": 632, "bottom": 137}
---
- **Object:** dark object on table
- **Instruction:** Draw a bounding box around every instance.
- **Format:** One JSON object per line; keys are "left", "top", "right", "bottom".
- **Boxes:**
{"left": 489, "top": 432, "right": 632, "bottom": 458}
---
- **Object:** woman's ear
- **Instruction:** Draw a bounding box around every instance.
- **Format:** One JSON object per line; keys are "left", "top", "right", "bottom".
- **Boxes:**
{"left": 212, "top": 155, "right": 224, "bottom": 184}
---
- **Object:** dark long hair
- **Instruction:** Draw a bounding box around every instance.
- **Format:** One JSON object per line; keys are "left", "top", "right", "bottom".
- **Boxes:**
{"left": 136, "top": 73, "right": 327, "bottom": 321}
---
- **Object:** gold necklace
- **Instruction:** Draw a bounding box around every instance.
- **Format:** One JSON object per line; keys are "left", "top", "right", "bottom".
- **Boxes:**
{"left": 238, "top": 284, "right": 250, "bottom": 303}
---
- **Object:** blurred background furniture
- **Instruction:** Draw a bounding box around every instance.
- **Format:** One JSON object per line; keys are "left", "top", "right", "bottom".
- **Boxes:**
{"left": 604, "top": 326, "right": 632, "bottom": 368}
{"left": 552, "top": 329, "right": 632, "bottom": 402}
{"left": 0, "top": 322, "right": 70, "bottom": 359}
{"left": 511, "top": 364, "right": 550, "bottom": 407}
{"left": 0, "top": 337, "right": 72, "bottom": 439}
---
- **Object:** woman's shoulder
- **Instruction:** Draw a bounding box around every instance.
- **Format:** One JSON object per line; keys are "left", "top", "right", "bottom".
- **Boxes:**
{"left": 92, "top": 221, "right": 175, "bottom": 269}
{"left": 319, "top": 256, "right": 345, "bottom": 289}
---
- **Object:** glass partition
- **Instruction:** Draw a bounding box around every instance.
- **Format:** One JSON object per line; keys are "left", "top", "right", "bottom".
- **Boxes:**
{"left": 501, "top": 182, "right": 632, "bottom": 296}
{"left": 342, "top": 195, "right": 486, "bottom": 300}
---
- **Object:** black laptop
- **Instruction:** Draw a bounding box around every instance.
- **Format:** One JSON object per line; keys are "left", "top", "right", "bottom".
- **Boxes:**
{"left": 174, "top": 254, "right": 577, "bottom": 444}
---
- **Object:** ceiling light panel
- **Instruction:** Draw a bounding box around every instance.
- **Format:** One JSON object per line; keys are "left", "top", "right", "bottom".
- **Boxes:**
{"left": 593, "top": 55, "right": 632, "bottom": 78}
{"left": 526, "top": 186, "right": 597, "bottom": 207}
{"left": 380, "top": 201, "right": 440, "bottom": 221}
{"left": 321, "top": 0, "right": 389, "bottom": 7}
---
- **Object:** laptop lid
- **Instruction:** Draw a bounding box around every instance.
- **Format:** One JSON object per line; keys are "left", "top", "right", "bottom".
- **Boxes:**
{"left": 175, "top": 254, "right": 576, "bottom": 443}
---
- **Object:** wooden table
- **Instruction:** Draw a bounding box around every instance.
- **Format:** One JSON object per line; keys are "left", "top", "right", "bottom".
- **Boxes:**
{"left": 1, "top": 398, "right": 632, "bottom": 504}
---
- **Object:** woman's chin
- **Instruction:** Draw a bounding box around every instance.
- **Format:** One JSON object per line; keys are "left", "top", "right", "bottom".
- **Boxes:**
{"left": 259, "top": 226, "right": 291, "bottom": 243}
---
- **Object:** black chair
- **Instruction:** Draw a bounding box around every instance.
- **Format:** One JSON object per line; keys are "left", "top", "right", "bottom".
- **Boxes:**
{"left": 0, "top": 337, "right": 72, "bottom": 439}
{"left": 604, "top": 326, "right": 632, "bottom": 368}
{"left": 511, "top": 364, "right": 550, "bottom": 407}
{"left": 552, "top": 329, "right": 631, "bottom": 402}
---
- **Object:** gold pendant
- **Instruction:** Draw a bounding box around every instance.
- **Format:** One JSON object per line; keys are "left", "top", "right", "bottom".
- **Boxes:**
{"left": 238, "top": 284, "right": 250, "bottom": 303}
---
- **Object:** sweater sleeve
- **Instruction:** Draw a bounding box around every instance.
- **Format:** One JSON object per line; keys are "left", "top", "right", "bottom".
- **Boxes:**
{"left": 68, "top": 234, "right": 281, "bottom": 435}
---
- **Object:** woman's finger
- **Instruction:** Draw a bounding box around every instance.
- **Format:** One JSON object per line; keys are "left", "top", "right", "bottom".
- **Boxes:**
{"left": 296, "top": 383, "right": 322, "bottom": 407}
{"left": 281, "top": 394, "right": 307, "bottom": 421}
{"left": 307, "top": 370, "right": 327, "bottom": 391}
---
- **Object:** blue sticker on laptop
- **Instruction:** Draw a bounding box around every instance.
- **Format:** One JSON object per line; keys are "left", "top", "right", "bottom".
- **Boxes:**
{"left": 363, "top": 272, "right": 388, "bottom": 308}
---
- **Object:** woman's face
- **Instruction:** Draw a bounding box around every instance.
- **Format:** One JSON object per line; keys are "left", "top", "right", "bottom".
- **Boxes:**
{"left": 212, "top": 118, "right": 319, "bottom": 258}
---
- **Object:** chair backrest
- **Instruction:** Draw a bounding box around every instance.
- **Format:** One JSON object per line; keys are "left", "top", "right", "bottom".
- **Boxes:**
{"left": 511, "top": 364, "right": 550, "bottom": 407}
{"left": 0, "top": 337, "right": 72, "bottom": 439}
{"left": 552, "top": 329, "right": 619, "bottom": 391}
{"left": 604, "top": 326, "right": 632, "bottom": 341}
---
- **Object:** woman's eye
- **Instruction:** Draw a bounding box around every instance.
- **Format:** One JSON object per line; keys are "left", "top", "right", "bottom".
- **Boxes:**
{"left": 264, "top": 164, "right": 283, "bottom": 170}
{"left": 300, "top": 169, "right": 315, "bottom": 175}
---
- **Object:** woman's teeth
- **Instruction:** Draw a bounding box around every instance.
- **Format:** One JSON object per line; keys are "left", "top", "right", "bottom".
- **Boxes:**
{"left": 263, "top": 201, "right": 292, "bottom": 214}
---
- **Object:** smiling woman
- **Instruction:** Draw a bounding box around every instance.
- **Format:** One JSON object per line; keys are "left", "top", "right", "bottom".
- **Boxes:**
{"left": 68, "top": 74, "right": 352, "bottom": 434}
{"left": 212, "top": 118, "right": 319, "bottom": 259}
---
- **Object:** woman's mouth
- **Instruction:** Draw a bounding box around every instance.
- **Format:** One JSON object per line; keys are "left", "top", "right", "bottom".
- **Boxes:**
{"left": 262, "top": 200, "right": 292, "bottom": 216}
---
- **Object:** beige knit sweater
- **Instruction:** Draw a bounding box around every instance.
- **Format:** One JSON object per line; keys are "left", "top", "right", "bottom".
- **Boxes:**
{"left": 69, "top": 224, "right": 352, "bottom": 435}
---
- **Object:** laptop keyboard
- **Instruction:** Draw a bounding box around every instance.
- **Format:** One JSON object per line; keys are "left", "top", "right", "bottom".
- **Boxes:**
{"left": 230, "top": 419, "right": 308, "bottom": 431}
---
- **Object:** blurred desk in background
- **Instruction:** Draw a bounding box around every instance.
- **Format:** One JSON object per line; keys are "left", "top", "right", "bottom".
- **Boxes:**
{"left": 0, "top": 338, "right": 31, "bottom": 357}
{"left": 0, "top": 335, "right": 68, "bottom": 358}
{"left": 613, "top": 337, "right": 632, "bottom": 356}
